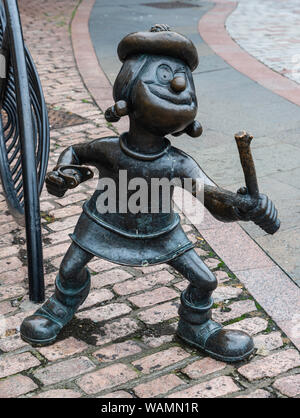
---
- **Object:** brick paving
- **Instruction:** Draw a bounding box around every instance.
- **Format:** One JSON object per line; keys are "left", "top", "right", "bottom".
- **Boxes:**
{"left": 0, "top": 0, "right": 299, "bottom": 398}
{"left": 227, "top": 0, "right": 300, "bottom": 84}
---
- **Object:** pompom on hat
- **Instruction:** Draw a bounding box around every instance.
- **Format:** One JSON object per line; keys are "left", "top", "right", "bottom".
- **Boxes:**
{"left": 117, "top": 24, "right": 199, "bottom": 72}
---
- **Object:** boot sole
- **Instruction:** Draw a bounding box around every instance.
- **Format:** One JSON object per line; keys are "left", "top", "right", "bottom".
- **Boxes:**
{"left": 177, "top": 333, "right": 255, "bottom": 363}
{"left": 20, "top": 332, "right": 59, "bottom": 347}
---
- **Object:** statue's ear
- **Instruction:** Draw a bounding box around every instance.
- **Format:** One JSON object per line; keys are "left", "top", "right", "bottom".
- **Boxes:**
{"left": 105, "top": 100, "right": 128, "bottom": 123}
{"left": 172, "top": 120, "right": 203, "bottom": 138}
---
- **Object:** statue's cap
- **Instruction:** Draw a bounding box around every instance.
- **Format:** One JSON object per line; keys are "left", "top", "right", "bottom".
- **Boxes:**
{"left": 117, "top": 24, "right": 199, "bottom": 71}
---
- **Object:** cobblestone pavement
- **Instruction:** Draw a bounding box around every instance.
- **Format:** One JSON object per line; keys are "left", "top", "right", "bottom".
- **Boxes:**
{"left": 226, "top": 0, "right": 300, "bottom": 84}
{"left": 0, "top": 0, "right": 299, "bottom": 398}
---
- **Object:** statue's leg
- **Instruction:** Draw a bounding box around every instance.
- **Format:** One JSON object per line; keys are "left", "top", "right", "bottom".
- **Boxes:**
{"left": 168, "top": 249, "right": 254, "bottom": 362}
{"left": 20, "top": 243, "right": 93, "bottom": 346}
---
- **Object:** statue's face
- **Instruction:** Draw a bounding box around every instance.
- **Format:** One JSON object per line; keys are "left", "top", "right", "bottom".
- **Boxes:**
{"left": 130, "top": 56, "right": 197, "bottom": 136}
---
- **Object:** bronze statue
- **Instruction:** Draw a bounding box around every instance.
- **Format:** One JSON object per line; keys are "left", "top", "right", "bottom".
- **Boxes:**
{"left": 20, "top": 25, "right": 279, "bottom": 362}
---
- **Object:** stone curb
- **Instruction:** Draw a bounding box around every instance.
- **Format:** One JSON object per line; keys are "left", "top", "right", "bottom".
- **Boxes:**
{"left": 71, "top": 0, "right": 300, "bottom": 351}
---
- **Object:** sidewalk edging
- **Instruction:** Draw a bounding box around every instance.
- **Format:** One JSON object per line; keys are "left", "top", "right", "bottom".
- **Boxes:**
{"left": 71, "top": 0, "right": 128, "bottom": 133}
{"left": 71, "top": 0, "right": 300, "bottom": 351}
{"left": 198, "top": 0, "right": 300, "bottom": 107}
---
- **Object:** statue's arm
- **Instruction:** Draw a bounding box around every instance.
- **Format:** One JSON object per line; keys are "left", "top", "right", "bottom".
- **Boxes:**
{"left": 177, "top": 150, "right": 279, "bottom": 230}
{"left": 176, "top": 151, "right": 240, "bottom": 223}
{"left": 56, "top": 140, "right": 100, "bottom": 167}
{"left": 46, "top": 139, "right": 106, "bottom": 197}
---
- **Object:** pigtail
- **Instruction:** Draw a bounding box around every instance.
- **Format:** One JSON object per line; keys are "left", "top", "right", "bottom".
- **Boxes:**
{"left": 172, "top": 120, "right": 203, "bottom": 138}
{"left": 105, "top": 100, "right": 128, "bottom": 123}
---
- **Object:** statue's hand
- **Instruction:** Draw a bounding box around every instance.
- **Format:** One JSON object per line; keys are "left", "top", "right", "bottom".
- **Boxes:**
{"left": 235, "top": 187, "right": 278, "bottom": 225}
{"left": 45, "top": 166, "right": 82, "bottom": 197}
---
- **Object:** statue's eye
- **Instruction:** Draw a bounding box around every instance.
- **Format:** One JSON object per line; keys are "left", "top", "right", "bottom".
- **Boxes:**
{"left": 156, "top": 65, "right": 173, "bottom": 84}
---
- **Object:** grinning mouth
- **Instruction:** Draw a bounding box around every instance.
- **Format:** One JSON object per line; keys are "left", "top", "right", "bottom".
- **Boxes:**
{"left": 147, "top": 83, "right": 193, "bottom": 106}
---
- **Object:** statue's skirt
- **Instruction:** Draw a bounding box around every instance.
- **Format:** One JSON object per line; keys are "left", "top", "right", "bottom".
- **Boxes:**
{"left": 70, "top": 211, "right": 195, "bottom": 267}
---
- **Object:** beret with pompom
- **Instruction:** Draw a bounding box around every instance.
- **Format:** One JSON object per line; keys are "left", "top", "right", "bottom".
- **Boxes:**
{"left": 117, "top": 24, "right": 199, "bottom": 71}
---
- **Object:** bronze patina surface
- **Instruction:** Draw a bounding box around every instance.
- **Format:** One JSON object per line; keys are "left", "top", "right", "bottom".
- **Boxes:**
{"left": 21, "top": 25, "right": 279, "bottom": 363}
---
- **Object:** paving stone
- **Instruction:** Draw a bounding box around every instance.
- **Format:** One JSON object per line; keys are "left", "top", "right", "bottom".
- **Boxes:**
{"left": 134, "top": 374, "right": 184, "bottom": 398}
{"left": 224, "top": 317, "right": 268, "bottom": 335}
{"left": 0, "top": 268, "right": 26, "bottom": 286}
{"left": 213, "top": 300, "right": 257, "bottom": 323}
{"left": 129, "top": 287, "right": 178, "bottom": 308}
{"left": 137, "top": 264, "right": 169, "bottom": 274}
{"left": 0, "top": 257, "right": 22, "bottom": 273}
{"left": 273, "top": 374, "right": 300, "bottom": 397}
{"left": 254, "top": 332, "right": 283, "bottom": 351}
{"left": 4, "top": 309, "right": 36, "bottom": 335}
{"left": 113, "top": 271, "right": 174, "bottom": 296}
{"left": 48, "top": 216, "right": 79, "bottom": 232}
{"left": 94, "top": 317, "right": 140, "bottom": 346}
{"left": 0, "top": 223, "right": 16, "bottom": 236}
{"left": 213, "top": 285, "right": 243, "bottom": 302}
{"left": 187, "top": 233, "right": 197, "bottom": 244}
{"left": 194, "top": 247, "right": 209, "bottom": 257}
{"left": 79, "top": 289, "right": 114, "bottom": 310}
{"left": 56, "top": 193, "right": 87, "bottom": 206}
{"left": 33, "top": 389, "right": 82, "bottom": 398}
{"left": 49, "top": 205, "right": 82, "bottom": 219}
{"left": 0, "top": 301, "right": 16, "bottom": 315}
{"left": 236, "top": 389, "right": 271, "bottom": 398}
{"left": 174, "top": 280, "right": 189, "bottom": 292}
{"left": 0, "top": 234, "right": 14, "bottom": 249}
{"left": 92, "top": 269, "right": 132, "bottom": 288}
{"left": 76, "top": 303, "right": 131, "bottom": 322}
{"left": 38, "top": 337, "right": 88, "bottom": 361}
{"left": 138, "top": 300, "right": 180, "bottom": 324}
{"left": 50, "top": 256, "right": 64, "bottom": 269}
{"left": 0, "top": 335, "right": 29, "bottom": 352}
{"left": 182, "top": 224, "right": 193, "bottom": 233}
{"left": 34, "top": 356, "right": 95, "bottom": 385}
{"left": 40, "top": 201, "right": 56, "bottom": 212}
{"left": 142, "top": 334, "right": 174, "bottom": 348}
{"left": 43, "top": 243, "right": 69, "bottom": 259}
{"left": 93, "top": 341, "right": 142, "bottom": 363}
{"left": 89, "top": 259, "right": 117, "bottom": 273}
{"left": 99, "top": 391, "right": 133, "bottom": 398}
{"left": 238, "top": 349, "right": 300, "bottom": 381}
{"left": 168, "top": 376, "right": 240, "bottom": 398}
{"left": 132, "top": 347, "right": 190, "bottom": 374}
{"left": 76, "top": 363, "right": 138, "bottom": 395}
{"left": 0, "top": 284, "right": 25, "bottom": 301}
{"left": 0, "top": 375, "right": 38, "bottom": 398}
{"left": 0, "top": 246, "right": 19, "bottom": 259}
{"left": 0, "top": 352, "right": 40, "bottom": 378}
{"left": 204, "top": 258, "right": 221, "bottom": 269}
{"left": 215, "top": 271, "right": 230, "bottom": 283}
{"left": 46, "top": 228, "right": 74, "bottom": 245}
{"left": 182, "top": 357, "right": 226, "bottom": 379}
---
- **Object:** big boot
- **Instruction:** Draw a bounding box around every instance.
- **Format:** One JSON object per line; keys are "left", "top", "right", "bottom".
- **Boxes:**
{"left": 177, "top": 290, "right": 254, "bottom": 362}
{"left": 20, "top": 270, "right": 91, "bottom": 346}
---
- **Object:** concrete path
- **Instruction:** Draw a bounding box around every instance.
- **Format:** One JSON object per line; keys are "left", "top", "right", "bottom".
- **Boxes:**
{"left": 89, "top": 0, "right": 300, "bottom": 287}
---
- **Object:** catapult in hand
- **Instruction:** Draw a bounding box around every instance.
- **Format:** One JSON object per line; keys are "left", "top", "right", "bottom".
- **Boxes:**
{"left": 21, "top": 24, "right": 279, "bottom": 363}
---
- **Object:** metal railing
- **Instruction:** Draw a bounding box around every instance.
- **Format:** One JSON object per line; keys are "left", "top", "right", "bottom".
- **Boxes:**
{"left": 0, "top": 0, "right": 50, "bottom": 302}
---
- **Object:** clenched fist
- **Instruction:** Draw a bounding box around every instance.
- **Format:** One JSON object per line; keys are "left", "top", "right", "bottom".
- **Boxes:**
{"left": 46, "top": 166, "right": 82, "bottom": 197}
{"left": 235, "top": 187, "right": 279, "bottom": 234}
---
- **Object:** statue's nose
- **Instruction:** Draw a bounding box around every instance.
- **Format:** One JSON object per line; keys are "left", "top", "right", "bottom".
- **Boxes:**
{"left": 170, "top": 76, "right": 186, "bottom": 93}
